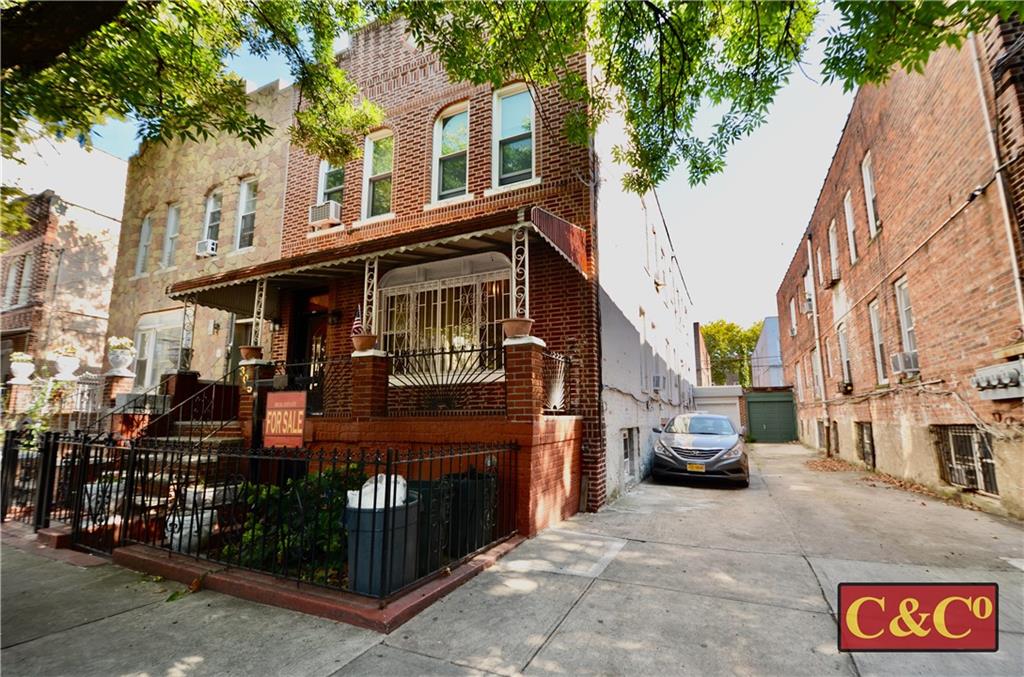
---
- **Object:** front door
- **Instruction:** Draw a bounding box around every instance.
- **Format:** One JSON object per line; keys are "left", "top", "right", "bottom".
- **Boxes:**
{"left": 289, "top": 291, "right": 330, "bottom": 415}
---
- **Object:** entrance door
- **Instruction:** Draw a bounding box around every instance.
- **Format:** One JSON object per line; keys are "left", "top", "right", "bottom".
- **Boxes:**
{"left": 745, "top": 390, "right": 797, "bottom": 442}
{"left": 289, "top": 291, "right": 330, "bottom": 415}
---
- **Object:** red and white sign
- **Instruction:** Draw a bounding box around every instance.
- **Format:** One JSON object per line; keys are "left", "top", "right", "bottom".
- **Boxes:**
{"left": 263, "top": 391, "right": 306, "bottom": 448}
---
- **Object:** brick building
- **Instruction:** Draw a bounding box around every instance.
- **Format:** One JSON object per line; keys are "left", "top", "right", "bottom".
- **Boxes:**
{"left": 776, "top": 19, "right": 1024, "bottom": 518}
{"left": 104, "top": 19, "right": 697, "bottom": 525}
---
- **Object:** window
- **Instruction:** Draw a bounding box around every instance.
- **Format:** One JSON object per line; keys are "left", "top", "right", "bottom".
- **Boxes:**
{"left": 789, "top": 297, "right": 797, "bottom": 335}
{"left": 318, "top": 161, "right": 344, "bottom": 204}
{"left": 816, "top": 248, "right": 824, "bottom": 286}
{"left": 236, "top": 179, "right": 258, "bottom": 249}
{"left": 856, "top": 422, "right": 876, "bottom": 469}
{"left": 621, "top": 427, "right": 638, "bottom": 480}
{"left": 132, "top": 309, "right": 183, "bottom": 389}
{"left": 203, "top": 193, "right": 222, "bottom": 242}
{"left": 362, "top": 131, "right": 394, "bottom": 219}
{"left": 493, "top": 84, "right": 533, "bottom": 187}
{"left": 135, "top": 214, "right": 152, "bottom": 276}
{"left": 868, "top": 299, "right": 887, "bottom": 384}
{"left": 795, "top": 359, "right": 804, "bottom": 401}
{"left": 894, "top": 277, "right": 917, "bottom": 356}
{"left": 162, "top": 204, "right": 180, "bottom": 268}
{"left": 434, "top": 104, "right": 469, "bottom": 201}
{"left": 935, "top": 425, "right": 998, "bottom": 495}
{"left": 16, "top": 252, "right": 33, "bottom": 306}
{"left": 838, "top": 322, "right": 851, "bottom": 383}
{"left": 824, "top": 338, "right": 834, "bottom": 379}
{"left": 378, "top": 253, "right": 510, "bottom": 360}
{"left": 844, "top": 191, "right": 858, "bottom": 264}
{"left": 811, "top": 347, "right": 823, "bottom": 399}
{"left": 862, "top": 151, "right": 879, "bottom": 237}
{"left": 3, "top": 257, "right": 19, "bottom": 306}
{"left": 828, "top": 220, "right": 839, "bottom": 280}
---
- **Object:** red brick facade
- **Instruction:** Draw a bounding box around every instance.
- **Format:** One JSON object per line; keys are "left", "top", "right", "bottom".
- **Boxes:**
{"left": 777, "top": 21, "right": 1024, "bottom": 518}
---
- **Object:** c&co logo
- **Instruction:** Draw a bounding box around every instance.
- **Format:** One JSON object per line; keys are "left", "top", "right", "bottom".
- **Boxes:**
{"left": 838, "top": 583, "right": 998, "bottom": 652}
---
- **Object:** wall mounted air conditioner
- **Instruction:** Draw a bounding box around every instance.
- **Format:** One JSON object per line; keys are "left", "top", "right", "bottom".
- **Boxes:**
{"left": 652, "top": 374, "right": 667, "bottom": 392}
{"left": 800, "top": 297, "right": 814, "bottom": 315}
{"left": 836, "top": 380, "right": 853, "bottom": 395}
{"left": 309, "top": 200, "right": 342, "bottom": 229}
{"left": 890, "top": 351, "right": 920, "bottom": 375}
{"left": 195, "top": 239, "right": 218, "bottom": 258}
{"left": 789, "top": 326, "right": 797, "bottom": 337}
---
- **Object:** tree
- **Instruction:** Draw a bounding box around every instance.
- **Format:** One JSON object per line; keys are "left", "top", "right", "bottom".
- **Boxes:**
{"left": 1, "top": 0, "right": 1015, "bottom": 220}
{"left": 701, "top": 319, "right": 763, "bottom": 387}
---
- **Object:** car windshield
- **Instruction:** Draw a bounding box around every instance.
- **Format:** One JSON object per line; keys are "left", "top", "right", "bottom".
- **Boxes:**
{"left": 664, "top": 415, "right": 735, "bottom": 435}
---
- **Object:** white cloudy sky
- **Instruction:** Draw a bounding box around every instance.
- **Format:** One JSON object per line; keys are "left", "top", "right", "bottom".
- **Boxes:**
{"left": 88, "top": 9, "right": 853, "bottom": 330}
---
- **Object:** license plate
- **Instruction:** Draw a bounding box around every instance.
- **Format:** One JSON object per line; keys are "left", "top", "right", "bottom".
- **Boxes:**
{"left": 686, "top": 463, "right": 705, "bottom": 472}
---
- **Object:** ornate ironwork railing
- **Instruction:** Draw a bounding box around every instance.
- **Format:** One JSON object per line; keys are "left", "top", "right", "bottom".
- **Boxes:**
{"left": 266, "top": 356, "right": 351, "bottom": 417}
{"left": 135, "top": 365, "right": 244, "bottom": 444}
{"left": 542, "top": 351, "right": 573, "bottom": 414}
{"left": 388, "top": 345, "right": 505, "bottom": 417}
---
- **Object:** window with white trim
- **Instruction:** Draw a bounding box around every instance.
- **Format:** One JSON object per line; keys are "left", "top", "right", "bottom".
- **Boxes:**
{"left": 433, "top": 103, "right": 469, "bottom": 201}
{"left": 811, "top": 347, "right": 823, "bottom": 399}
{"left": 363, "top": 131, "right": 394, "bottom": 218}
{"left": 824, "top": 338, "right": 834, "bottom": 379}
{"left": 828, "top": 219, "right": 839, "bottom": 280}
{"left": 868, "top": 298, "right": 888, "bottom": 384}
{"left": 3, "top": 257, "right": 19, "bottom": 307}
{"left": 236, "top": 179, "right": 257, "bottom": 249}
{"left": 862, "top": 151, "right": 879, "bottom": 237}
{"left": 135, "top": 214, "right": 152, "bottom": 276}
{"left": 816, "top": 248, "right": 824, "bottom": 287}
{"left": 838, "top": 322, "right": 851, "bottom": 383}
{"left": 493, "top": 84, "right": 533, "bottom": 187}
{"left": 16, "top": 251, "right": 33, "bottom": 306}
{"left": 318, "top": 160, "right": 344, "bottom": 204}
{"left": 378, "top": 253, "right": 510, "bottom": 358}
{"left": 132, "top": 309, "right": 183, "bottom": 389}
{"left": 894, "top": 277, "right": 917, "bottom": 355}
{"left": 203, "top": 192, "right": 222, "bottom": 242}
{"left": 789, "top": 297, "right": 797, "bottom": 335}
{"left": 162, "top": 204, "right": 180, "bottom": 267}
{"left": 844, "top": 191, "right": 858, "bottom": 264}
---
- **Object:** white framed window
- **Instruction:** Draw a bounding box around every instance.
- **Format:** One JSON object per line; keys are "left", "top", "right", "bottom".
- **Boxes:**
{"left": 828, "top": 219, "right": 839, "bottom": 280}
{"left": 16, "top": 252, "right": 33, "bottom": 306}
{"left": 318, "top": 160, "right": 344, "bottom": 204}
{"left": 816, "top": 248, "right": 824, "bottom": 287}
{"left": 492, "top": 83, "right": 534, "bottom": 188}
{"left": 868, "top": 298, "right": 888, "bottom": 384}
{"left": 3, "top": 255, "right": 22, "bottom": 307}
{"left": 162, "top": 204, "right": 180, "bottom": 268}
{"left": 132, "top": 309, "right": 183, "bottom": 389}
{"left": 789, "top": 297, "right": 797, "bottom": 335}
{"left": 135, "top": 214, "right": 152, "bottom": 276}
{"left": 433, "top": 103, "right": 469, "bottom": 201}
{"left": 363, "top": 130, "right": 394, "bottom": 219}
{"left": 824, "top": 338, "right": 834, "bottom": 379}
{"left": 203, "top": 192, "right": 222, "bottom": 242}
{"left": 236, "top": 179, "right": 258, "bottom": 249}
{"left": 894, "top": 277, "right": 917, "bottom": 354}
{"left": 795, "top": 359, "right": 804, "bottom": 401}
{"left": 844, "top": 191, "right": 858, "bottom": 264}
{"left": 811, "top": 348, "right": 823, "bottom": 399}
{"left": 838, "top": 322, "right": 851, "bottom": 383}
{"left": 862, "top": 151, "right": 879, "bottom": 237}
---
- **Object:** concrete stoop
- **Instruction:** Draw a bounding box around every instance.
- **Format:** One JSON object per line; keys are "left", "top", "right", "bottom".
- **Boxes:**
{"left": 112, "top": 537, "right": 524, "bottom": 633}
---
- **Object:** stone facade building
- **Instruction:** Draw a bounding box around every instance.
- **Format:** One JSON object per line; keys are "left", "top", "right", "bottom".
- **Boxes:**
{"left": 777, "top": 19, "right": 1024, "bottom": 518}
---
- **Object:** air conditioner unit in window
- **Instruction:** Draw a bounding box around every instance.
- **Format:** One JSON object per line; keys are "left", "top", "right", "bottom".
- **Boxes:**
{"left": 836, "top": 380, "right": 853, "bottom": 395}
{"left": 789, "top": 326, "right": 797, "bottom": 337}
{"left": 800, "top": 297, "right": 814, "bottom": 315}
{"left": 195, "top": 239, "right": 218, "bottom": 258}
{"left": 890, "top": 351, "right": 920, "bottom": 375}
{"left": 652, "top": 374, "right": 667, "bottom": 392}
{"left": 308, "top": 201, "right": 342, "bottom": 229}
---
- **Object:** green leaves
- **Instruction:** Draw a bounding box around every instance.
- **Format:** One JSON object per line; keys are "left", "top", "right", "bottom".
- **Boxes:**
{"left": 702, "top": 319, "right": 764, "bottom": 387}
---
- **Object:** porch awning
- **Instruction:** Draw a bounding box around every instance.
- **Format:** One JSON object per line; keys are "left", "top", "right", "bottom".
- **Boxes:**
{"left": 166, "top": 206, "right": 588, "bottom": 314}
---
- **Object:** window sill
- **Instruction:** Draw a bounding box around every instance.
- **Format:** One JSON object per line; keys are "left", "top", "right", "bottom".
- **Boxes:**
{"left": 306, "top": 224, "right": 347, "bottom": 239}
{"left": 129, "top": 272, "right": 150, "bottom": 281}
{"left": 226, "top": 247, "right": 255, "bottom": 258}
{"left": 352, "top": 213, "right": 395, "bottom": 229}
{"left": 153, "top": 265, "right": 178, "bottom": 275}
{"left": 424, "top": 193, "right": 475, "bottom": 211}
{"left": 483, "top": 177, "right": 542, "bottom": 198}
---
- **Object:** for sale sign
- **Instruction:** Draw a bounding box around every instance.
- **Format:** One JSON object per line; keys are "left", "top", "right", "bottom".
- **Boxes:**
{"left": 838, "top": 583, "right": 998, "bottom": 652}
{"left": 263, "top": 391, "right": 306, "bottom": 448}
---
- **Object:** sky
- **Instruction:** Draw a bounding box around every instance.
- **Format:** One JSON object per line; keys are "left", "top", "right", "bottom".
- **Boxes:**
{"left": 89, "top": 11, "right": 853, "bottom": 331}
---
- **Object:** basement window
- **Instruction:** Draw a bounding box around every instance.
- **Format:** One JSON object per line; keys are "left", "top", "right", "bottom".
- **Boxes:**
{"left": 934, "top": 425, "right": 998, "bottom": 496}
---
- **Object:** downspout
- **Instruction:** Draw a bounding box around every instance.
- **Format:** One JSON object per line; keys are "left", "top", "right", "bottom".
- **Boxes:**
{"left": 970, "top": 33, "right": 1024, "bottom": 328}
{"left": 805, "top": 234, "right": 830, "bottom": 449}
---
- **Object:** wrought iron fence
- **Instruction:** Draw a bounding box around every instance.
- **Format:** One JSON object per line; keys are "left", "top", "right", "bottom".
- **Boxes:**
{"left": 389, "top": 345, "right": 505, "bottom": 417}
{"left": 542, "top": 351, "right": 573, "bottom": 414}
{"left": 1, "top": 430, "right": 82, "bottom": 529}
{"left": 265, "top": 357, "right": 350, "bottom": 417}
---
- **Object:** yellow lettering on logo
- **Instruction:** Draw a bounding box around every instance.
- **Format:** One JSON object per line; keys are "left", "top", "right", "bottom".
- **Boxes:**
{"left": 889, "top": 597, "right": 931, "bottom": 638}
{"left": 933, "top": 596, "right": 972, "bottom": 639}
{"left": 846, "top": 596, "right": 886, "bottom": 639}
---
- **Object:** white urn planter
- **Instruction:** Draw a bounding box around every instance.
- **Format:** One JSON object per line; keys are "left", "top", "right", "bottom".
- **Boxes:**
{"left": 54, "top": 355, "right": 81, "bottom": 382}
{"left": 106, "top": 349, "right": 136, "bottom": 377}
{"left": 8, "top": 361, "right": 35, "bottom": 384}
{"left": 167, "top": 509, "right": 218, "bottom": 554}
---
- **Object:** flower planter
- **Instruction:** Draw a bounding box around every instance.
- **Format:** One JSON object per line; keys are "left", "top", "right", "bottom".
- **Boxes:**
{"left": 107, "top": 349, "right": 135, "bottom": 377}
{"left": 502, "top": 317, "right": 534, "bottom": 338}
{"left": 166, "top": 509, "right": 218, "bottom": 554}
{"left": 8, "top": 361, "right": 34, "bottom": 384}
{"left": 239, "top": 345, "right": 263, "bottom": 361}
{"left": 54, "top": 355, "right": 81, "bottom": 381}
{"left": 352, "top": 334, "right": 378, "bottom": 351}
{"left": 185, "top": 483, "right": 239, "bottom": 508}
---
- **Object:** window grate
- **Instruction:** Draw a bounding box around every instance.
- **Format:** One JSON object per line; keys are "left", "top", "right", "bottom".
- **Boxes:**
{"left": 856, "top": 422, "right": 875, "bottom": 469}
{"left": 934, "top": 425, "right": 998, "bottom": 496}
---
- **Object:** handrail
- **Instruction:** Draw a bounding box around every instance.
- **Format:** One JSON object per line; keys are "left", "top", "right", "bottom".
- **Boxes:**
{"left": 135, "top": 364, "right": 246, "bottom": 444}
{"left": 82, "top": 373, "right": 176, "bottom": 443}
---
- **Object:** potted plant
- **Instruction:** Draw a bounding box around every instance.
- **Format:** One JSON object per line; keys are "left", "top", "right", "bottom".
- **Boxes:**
{"left": 502, "top": 317, "right": 535, "bottom": 338}
{"left": 106, "top": 336, "right": 136, "bottom": 376}
{"left": 350, "top": 305, "right": 377, "bottom": 351}
{"left": 52, "top": 345, "right": 80, "bottom": 381}
{"left": 8, "top": 352, "right": 35, "bottom": 384}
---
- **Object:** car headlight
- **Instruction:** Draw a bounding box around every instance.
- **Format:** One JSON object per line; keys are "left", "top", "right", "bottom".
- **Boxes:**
{"left": 655, "top": 439, "right": 673, "bottom": 457}
{"left": 720, "top": 443, "right": 744, "bottom": 460}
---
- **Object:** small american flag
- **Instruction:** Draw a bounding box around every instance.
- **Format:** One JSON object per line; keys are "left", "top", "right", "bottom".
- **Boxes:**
{"left": 352, "top": 304, "right": 363, "bottom": 335}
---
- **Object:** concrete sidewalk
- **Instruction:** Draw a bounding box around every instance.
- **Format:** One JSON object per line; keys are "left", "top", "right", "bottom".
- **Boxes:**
{"left": 2, "top": 443, "right": 1022, "bottom": 676}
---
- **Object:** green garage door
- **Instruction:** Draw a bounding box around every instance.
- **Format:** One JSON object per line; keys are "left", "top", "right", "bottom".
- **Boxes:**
{"left": 746, "top": 390, "right": 796, "bottom": 442}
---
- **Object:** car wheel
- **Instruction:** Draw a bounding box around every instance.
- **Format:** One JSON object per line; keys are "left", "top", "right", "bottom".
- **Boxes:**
{"left": 737, "top": 478, "right": 750, "bottom": 488}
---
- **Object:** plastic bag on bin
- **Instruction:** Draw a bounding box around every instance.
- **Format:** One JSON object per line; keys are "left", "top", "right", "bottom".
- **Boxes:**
{"left": 347, "top": 473, "right": 407, "bottom": 509}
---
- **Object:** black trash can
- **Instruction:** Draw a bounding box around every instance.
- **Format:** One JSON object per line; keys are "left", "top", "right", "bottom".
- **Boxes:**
{"left": 406, "top": 479, "right": 451, "bottom": 577}
{"left": 448, "top": 470, "right": 497, "bottom": 560}
{"left": 344, "top": 492, "right": 419, "bottom": 597}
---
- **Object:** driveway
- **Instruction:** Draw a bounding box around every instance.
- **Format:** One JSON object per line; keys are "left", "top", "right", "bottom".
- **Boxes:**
{"left": 2, "top": 443, "right": 1022, "bottom": 676}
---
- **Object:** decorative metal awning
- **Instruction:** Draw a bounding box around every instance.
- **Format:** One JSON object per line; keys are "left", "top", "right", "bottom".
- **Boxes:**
{"left": 165, "top": 206, "right": 588, "bottom": 316}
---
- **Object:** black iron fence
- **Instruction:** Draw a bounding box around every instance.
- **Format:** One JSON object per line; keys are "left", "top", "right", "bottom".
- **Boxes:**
{"left": 388, "top": 345, "right": 506, "bottom": 417}
{"left": 264, "top": 357, "right": 350, "bottom": 417}
{"left": 1, "top": 430, "right": 83, "bottom": 530}
{"left": 3, "top": 433, "right": 518, "bottom": 600}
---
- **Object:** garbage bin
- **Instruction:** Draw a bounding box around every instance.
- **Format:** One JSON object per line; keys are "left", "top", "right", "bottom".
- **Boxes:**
{"left": 447, "top": 470, "right": 497, "bottom": 560}
{"left": 344, "top": 492, "right": 419, "bottom": 596}
{"left": 407, "top": 478, "right": 451, "bottom": 577}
